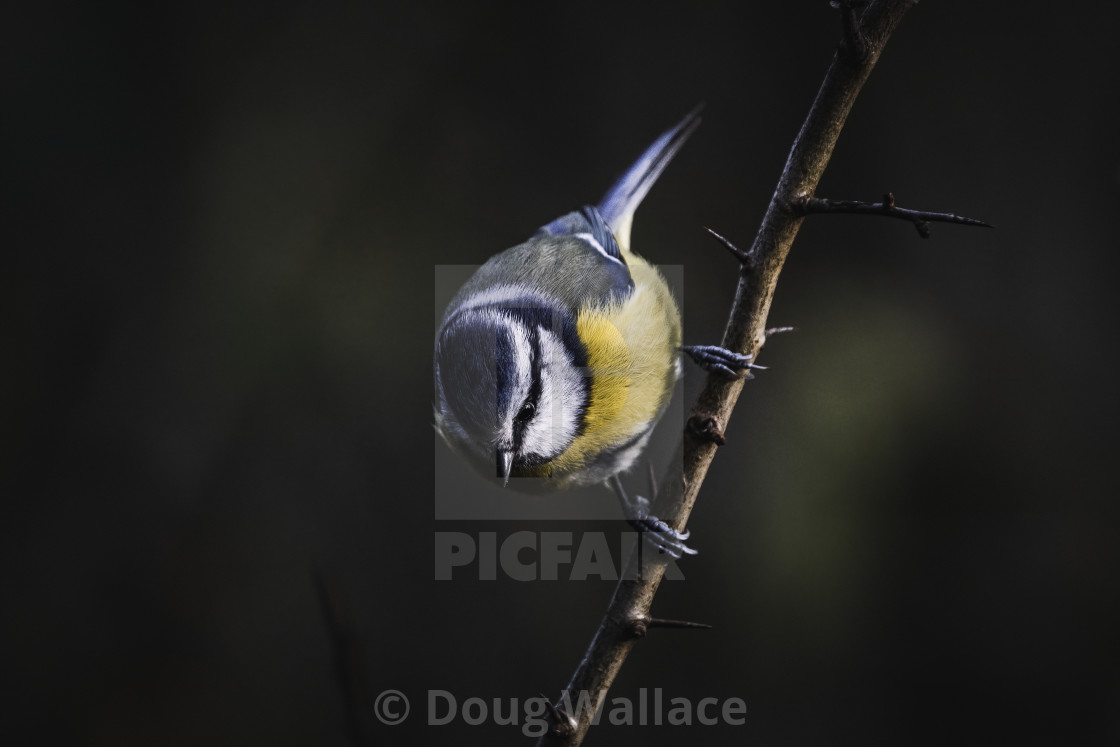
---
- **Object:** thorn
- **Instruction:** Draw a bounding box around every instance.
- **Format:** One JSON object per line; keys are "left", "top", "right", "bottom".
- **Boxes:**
{"left": 648, "top": 617, "right": 714, "bottom": 630}
{"left": 704, "top": 226, "right": 753, "bottom": 267}
{"left": 914, "top": 220, "right": 931, "bottom": 238}
{"left": 883, "top": 191, "right": 895, "bottom": 209}
{"left": 646, "top": 460, "right": 658, "bottom": 503}
{"left": 688, "top": 415, "right": 726, "bottom": 446}
{"left": 627, "top": 615, "right": 713, "bottom": 638}
{"left": 541, "top": 695, "right": 574, "bottom": 736}
{"left": 765, "top": 325, "right": 797, "bottom": 339}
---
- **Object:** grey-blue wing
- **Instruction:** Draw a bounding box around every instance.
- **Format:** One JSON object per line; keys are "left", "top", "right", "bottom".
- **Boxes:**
{"left": 451, "top": 206, "right": 633, "bottom": 313}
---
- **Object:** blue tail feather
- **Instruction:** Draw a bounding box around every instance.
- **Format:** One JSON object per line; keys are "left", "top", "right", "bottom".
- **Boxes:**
{"left": 597, "top": 105, "right": 703, "bottom": 249}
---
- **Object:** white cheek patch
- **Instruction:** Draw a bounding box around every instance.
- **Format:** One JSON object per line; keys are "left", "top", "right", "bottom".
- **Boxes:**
{"left": 500, "top": 318, "right": 534, "bottom": 445}
{"left": 520, "top": 325, "right": 583, "bottom": 460}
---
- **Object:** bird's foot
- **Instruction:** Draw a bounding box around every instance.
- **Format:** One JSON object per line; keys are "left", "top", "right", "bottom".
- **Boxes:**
{"left": 628, "top": 514, "right": 697, "bottom": 560}
{"left": 682, "top": 344, "right": 766, "bottom": 378}
{"left": 610, "top": 475, "right": 696, "bottom": 559}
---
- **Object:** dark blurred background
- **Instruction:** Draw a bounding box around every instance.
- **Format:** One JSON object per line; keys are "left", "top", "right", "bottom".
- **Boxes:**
{"left": 4, "top": 1, "right": 1118, "bottom": 744}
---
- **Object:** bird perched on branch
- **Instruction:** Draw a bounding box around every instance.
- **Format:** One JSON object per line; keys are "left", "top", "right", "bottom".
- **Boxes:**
{"left": 433, "top": 109, "right": 759, "bottom": 557}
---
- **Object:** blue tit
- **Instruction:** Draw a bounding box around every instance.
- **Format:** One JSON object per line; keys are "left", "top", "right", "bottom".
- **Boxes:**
{"left": 433, "top": 109, "right": 759, "bottom": 557}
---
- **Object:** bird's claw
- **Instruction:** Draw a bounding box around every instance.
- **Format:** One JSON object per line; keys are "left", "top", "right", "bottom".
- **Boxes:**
{"left": 610, "top": 475, "right": 697, "bottom": 559}
{"left": 682, "top": 345, "right": 766, "bottom": 378}
{"left": 628, "top": 514, "right": 698, "bottom": 560}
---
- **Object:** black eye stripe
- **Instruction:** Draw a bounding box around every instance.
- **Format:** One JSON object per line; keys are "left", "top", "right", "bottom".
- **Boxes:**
{"left": 528, "top": 325, "right": 543, "bottom": 394}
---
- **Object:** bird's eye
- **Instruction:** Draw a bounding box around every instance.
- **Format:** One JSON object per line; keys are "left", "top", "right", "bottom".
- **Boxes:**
{"left": 515, "top": 402, "right": 535, "bottom": 422}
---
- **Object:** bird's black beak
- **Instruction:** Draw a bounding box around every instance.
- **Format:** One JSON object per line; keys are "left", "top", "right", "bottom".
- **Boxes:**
{"left": 497, "top": 449, "right": 513, "bottom": 488}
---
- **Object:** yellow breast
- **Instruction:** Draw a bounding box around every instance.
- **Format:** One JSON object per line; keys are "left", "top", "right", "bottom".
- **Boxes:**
{"left": 544, "top": 254, "right": 682, "bottom": 482}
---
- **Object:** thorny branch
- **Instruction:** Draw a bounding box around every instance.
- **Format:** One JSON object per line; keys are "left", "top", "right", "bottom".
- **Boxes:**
{"left": 537, "top": 1, "right": 989, "bottom": 744}
{"left": 792, "top": 192, "right": 993, "bottom": 238}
